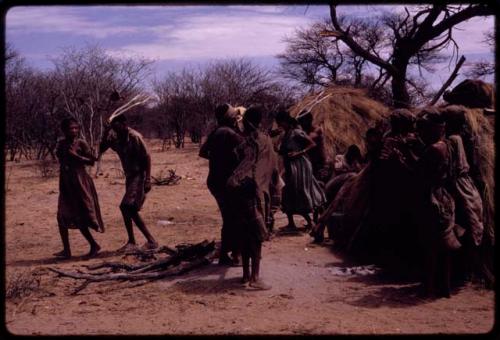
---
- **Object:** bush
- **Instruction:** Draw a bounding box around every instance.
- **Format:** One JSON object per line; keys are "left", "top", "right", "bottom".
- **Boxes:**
{"left": 6, "top": 270, "right": 41, "bottom": 300}
{"left": 37, "top": 159, "right": 58, "bottom": 178}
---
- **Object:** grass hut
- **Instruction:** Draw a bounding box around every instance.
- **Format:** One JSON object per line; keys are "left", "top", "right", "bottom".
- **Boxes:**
{"left": 288, "top": 86, "right": 390, "bottom": 159}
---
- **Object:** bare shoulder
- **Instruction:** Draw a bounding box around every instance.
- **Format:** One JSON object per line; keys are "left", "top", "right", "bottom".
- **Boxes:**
{"left": 428, "top": 141, "right": 448, "bottom": 158}
{"left": 77, "top": 138, "right": 90, "bottom": 147}
{"left": 128, "top": 128, "right": 146, "bottom": 144}
{"left": 448, "top": 134, "right": 462, "bottom": 144}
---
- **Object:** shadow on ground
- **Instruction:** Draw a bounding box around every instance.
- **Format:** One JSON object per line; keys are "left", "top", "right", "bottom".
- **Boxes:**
{"left": 8, "top": 250, "right": 121, "bottom": 267}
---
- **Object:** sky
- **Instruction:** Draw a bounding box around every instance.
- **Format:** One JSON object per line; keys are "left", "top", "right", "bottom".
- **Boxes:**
{"left": 5, "top": 5, "right": 495, "bottom": 90}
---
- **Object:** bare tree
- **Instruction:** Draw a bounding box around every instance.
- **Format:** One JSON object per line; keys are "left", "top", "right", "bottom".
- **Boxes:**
{"left": 466, "top": 29, "right": 495, "bottom": 78}
{"left": 152, "top": 59, "right": 297, "bottom": 148}
{"left": 154, "top": 69, "right": 203, "bottom": 148}
{"left": 5, "top": 42, "right": 19, "bottom": 63}
{"left": 52, "top": 44, "right": 152, "bottom": 149}
{"left": 327, "top": 3, "right": 494, "bottom": 108}
{"left": 278, "top": 20, "right": 346, "bottom": 90}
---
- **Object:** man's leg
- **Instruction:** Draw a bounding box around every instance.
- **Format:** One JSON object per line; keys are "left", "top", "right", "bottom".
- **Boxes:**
{"left": 54, "top": 226, "right": 71, "bottom": 258}
{"left": 248, "top": 242, "right": 271, "bottom": 290}
{"left": 242, "top": 253, "right": 250, "bottom": 284}
{"left": 79, "top": 227, "right": 101, "bottom": 257}
{"left": 216, "top": 195, "right": 233, "bottom": 265}
{"left": 129, "top": 208, "right": 158, "bottom": 248}
{"left": 280, "top": 213, "right": 297, "bottom": 231}
{"left": 118, "top": 204, "right": 137, "bottom": 251}
{"left": 302, "top": 213, "right": 313, "bottom": 229}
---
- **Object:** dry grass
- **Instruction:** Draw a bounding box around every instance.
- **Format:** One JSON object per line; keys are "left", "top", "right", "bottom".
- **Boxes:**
{"left": 36, "top": 159, "right": 58, "bottom": 178}
{"left": 289, "top": 86, "right": 390, "bottom": 157}
{"left": 463, "top": 107, "right": 495, "bottom": 244}
{"left": 6, "top": 269, "right": 42, "bottom": 300}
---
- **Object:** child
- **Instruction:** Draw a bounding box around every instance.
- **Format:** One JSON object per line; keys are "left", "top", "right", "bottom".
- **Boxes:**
{"left": 227, "top": 106, "right": 279, "bottom": 290}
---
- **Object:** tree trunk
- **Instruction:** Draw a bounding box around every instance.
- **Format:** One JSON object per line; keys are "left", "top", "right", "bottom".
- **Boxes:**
{"left": 391, "top": 52, "right": 411, "bottom": 108}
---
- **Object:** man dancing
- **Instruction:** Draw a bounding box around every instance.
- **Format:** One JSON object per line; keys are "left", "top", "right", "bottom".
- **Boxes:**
{"left": 99, "top": 114, "right": 158, "bottom": 251}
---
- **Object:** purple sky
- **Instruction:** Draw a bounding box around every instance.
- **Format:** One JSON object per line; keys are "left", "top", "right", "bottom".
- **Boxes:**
{"left": 6, "top": 5, "right": 495, "bottom": 89}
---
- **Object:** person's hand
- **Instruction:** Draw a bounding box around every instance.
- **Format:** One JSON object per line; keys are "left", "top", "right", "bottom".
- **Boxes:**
{"left": 67, "top": 148, "right": 80, "bottom": 158}
{"left": 288, "top": 150, "right": 302, "bottom": 159}
{"left": 144, "top": 178, "right": 152, "bottom": 193}
{"left": 379, "top": 144, "right": 391, "bottom": 160}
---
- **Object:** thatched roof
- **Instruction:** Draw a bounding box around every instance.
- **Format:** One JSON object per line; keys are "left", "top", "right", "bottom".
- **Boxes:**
{"left": 454, "top": 106, "right": 495, "bottom": 245}
{"left": 443, "top": 79, "right": 495, "bottom": 109}
{"left": 289, "top": 86, "right": 390, "bottom": 158}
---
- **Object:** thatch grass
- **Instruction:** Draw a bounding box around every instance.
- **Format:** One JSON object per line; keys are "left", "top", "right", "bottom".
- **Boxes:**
{"left": 289, "top": 86, "right": 390, "bottom": 158}
{"left": 463, "top": 107, "right": 495, "bottom": 245}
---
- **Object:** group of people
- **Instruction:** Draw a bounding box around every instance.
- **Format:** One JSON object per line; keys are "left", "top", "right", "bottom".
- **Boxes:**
{"left": 310, "top": 106, "right": 485, "bottom": 298}
{"left": 54, "top": 115, "right": 158, "bottom": 259}
{"left": 200, "top": 104, "right": 328, "bottom": 289}
{"left": 54, "top": 101, "right": 486, "bottom": 297}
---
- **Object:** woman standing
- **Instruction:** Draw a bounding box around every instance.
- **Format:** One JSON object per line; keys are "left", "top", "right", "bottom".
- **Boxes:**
{"left": 54, "top": 118, "right": 104, "bottom": 259}
{"left": 275, "top": 111, "right": 326, "bottom": 231}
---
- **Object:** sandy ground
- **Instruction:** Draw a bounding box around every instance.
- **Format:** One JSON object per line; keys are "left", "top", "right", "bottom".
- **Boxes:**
{"left": 4, "top": 140, "right": 495, "bottom": 335}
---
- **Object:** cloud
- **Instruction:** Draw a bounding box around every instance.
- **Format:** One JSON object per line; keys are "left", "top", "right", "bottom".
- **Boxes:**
{"left": 6, "top": 6, "right": 140, "bottom": 38}
{"left": 7, "top": 4, "right": 494, "bottom": 76}
{"left": 106, "top": 11, "right": 314, "bottom": 61}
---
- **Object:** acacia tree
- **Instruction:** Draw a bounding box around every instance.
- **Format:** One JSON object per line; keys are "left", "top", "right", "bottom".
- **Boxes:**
{"left": 278, "top": 17, "right": 399, "bottom": 103}
{"left": 327, "top": 3, "right": 494, "bottom": 108}
{"left": 278, "top": 20, "right": 347, "bottom": 90}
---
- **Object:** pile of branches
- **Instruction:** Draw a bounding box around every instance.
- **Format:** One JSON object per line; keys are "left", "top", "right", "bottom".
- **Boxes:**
{"left": 49, "top": 240, "right": 216, "bottom": 293}
{"left": 151, "top": 169, "right": 181, "bottom": 186}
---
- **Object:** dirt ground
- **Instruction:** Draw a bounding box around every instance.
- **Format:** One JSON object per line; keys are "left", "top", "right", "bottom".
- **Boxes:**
{"left": 4, "top": 140, "right": 495, "bottom": 335}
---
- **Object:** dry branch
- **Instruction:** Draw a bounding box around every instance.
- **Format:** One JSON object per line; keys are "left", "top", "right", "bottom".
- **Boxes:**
{"left": 429, "top": 55, "right": 466, "bottom": 106}
{"left": 49, "top": 240, "right": 216, "bottom": 293}
{"left": 151, "top": 169, "right": 181, "bottom": 186}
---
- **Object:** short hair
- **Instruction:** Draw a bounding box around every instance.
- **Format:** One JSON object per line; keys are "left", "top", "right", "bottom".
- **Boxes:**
{"left": 441, "top": 105, "right": 466, "bottom": 128}
{"left": 215, "top": 103, "right": 231, "bottom": 123}
{"left": 346, "top": 144, "right": 362, "bottom": 160}
{"left": 244, "top": 105, "right": 263, "bottom": 127}
{"left": 423, "top": 112, "right": 445, "bottom": 126}
{"left": 417, "top": 106, "right": 440, "bottom": 119}
{"left": 390, "top": 108, "right": 415, "bottom": 129}
{"left": 61, "top": 117, "right": 79, "bottom": 131}
{"left": 297, "top": 110, "right": 313, "bottom": 124}
{"left": 111, "top": 114, "right": 127, "bottom": 124}
{"left": 365, "top": 127, "right": 382, "bottom": 139}
{"left": 274, "top": 110, "right": 297, "bottom": 126}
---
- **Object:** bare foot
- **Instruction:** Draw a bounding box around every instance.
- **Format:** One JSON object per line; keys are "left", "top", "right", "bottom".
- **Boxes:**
{"left": 231, "top": 256, "right": 242, "bottom": 267}
{"left": 86, "top": 244, "right": 101, "bottom": 258}
{"left": 241, "top": 277, "right": 250, "bottom": 287}
{"left": 141, "top": 241, "right": 159, "bottom": 250}
{"left": 116, "top": 243, "right": 137, "bottom": 253}
{"left": 53, "top": 250, "right": 71, "bottom": 259}
{"left": 280, "top": 224, "right": 298, "bottom": 231}
{"left": 218, "top": 255, "right": 233, "bottom": 266}
{"left": 249, "top": 280, "right": 272, "bottom": 290}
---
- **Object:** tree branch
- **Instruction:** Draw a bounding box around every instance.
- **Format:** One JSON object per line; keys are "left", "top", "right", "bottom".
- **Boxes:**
{"left": 329, "top": 4, "right": 397, "bottom": 75}
{"left": 429, "top": 55, "right": 466, "bottom": 106}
